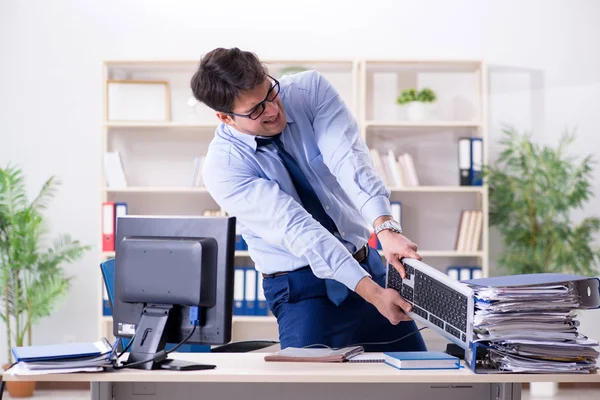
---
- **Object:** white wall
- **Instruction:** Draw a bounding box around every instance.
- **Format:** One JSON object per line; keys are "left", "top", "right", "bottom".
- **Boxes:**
{"left": 1, "top": 0, "right": 599, "bottom": 359}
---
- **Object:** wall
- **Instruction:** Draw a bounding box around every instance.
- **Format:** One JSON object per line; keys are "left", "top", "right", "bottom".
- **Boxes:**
{"left": 0, "top": 0, "right": 599, "bottom": 358}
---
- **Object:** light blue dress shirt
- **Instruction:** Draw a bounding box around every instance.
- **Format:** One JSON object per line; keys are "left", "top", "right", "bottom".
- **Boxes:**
{"left": 202, "top": 70, "right": 392, "bottom": 291}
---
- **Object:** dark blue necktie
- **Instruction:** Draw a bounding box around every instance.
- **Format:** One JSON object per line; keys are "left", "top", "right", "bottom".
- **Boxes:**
{"left": 256, "top": 134, "right": 349, "bottom": 305}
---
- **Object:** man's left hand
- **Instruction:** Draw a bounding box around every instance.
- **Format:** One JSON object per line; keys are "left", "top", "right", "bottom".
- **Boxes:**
{"left": 377, "top": 230, "right": 421, "bottom": 279}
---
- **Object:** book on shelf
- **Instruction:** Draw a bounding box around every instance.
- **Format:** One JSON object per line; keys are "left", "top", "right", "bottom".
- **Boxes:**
{"left": 369, "top": 149, "right": 419, "bottom": 187}
{"left": 103, "top": 151, "right": 128, "bottom": 188}
{"left": 455, "top": 209, "right": 482, "bottom": 252}
{"left": 190, "top": 155, "right": 206, "bottom": 187}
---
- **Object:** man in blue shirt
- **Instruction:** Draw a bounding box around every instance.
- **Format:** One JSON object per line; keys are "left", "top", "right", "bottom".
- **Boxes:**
{"left": 191, "top": 48, "right": 426, "bottom": 352}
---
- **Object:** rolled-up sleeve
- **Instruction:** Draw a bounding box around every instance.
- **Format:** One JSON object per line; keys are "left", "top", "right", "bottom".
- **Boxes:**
{"left": 202, "top": 153, "right": 370, "bottom": 291}
{"left": 304, "top": 71, "right": 392, "bottom": 227}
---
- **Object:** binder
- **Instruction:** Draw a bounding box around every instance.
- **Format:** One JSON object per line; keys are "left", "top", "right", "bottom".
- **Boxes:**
{"left": 101, "top": 202, "right": 115, "bottom": 252}
{"left": 470, "top": 138, "right": 483, "bottom": 186}
{"left": 458, "top": 137, "right": 472, "bottom": 186}
{"left": 100, "top": 258, "right": 116, "bottom": 316}
{"left": 233, "top": 267, "right": 245, "bottom": 315}
{"left": 245, "top": 267, "right": 257, "bottom": 316}
{"left": 463, "top": 273, "right": 600, "bottom": 374}
{"left": 114, "top": 202, "right": 128, "bottom": 230}
{"left": 256, "top": 273, "right": 268, "bottom": 316}
{"left": 391, "top": 201, "right": 402, "bottom": 226}
{"left": 12, "top": 339, "right": 113, "bottom": 363}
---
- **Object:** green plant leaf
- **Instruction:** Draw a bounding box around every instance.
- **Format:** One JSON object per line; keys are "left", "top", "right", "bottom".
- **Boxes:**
{"left": 486, "top": 126, "right": 600, "bottom": 276}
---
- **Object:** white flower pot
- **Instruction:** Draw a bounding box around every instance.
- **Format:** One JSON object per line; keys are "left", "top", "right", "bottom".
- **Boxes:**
{"left": 406, "top": 101, "right": 425, "bottom": 121}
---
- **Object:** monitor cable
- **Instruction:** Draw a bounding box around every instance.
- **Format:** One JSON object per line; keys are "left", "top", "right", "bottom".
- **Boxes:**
{"left": 301, "top": 326, "right": 428, "bottom": 351}
{"left": 114, "top": 307, "right": 199, "bottom": 370}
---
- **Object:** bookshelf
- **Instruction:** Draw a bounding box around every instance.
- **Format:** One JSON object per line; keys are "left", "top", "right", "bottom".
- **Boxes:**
{"left": 99, "top": 58, "right": 488, "bottom": 348}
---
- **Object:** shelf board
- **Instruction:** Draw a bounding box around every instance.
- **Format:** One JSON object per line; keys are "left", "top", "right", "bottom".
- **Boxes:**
{"left": 388, "top": 186, "right": 484, "bottom": 193}
{"left": 103, "top": 315, "right": 276, "bottom": 324}
{"left": 104, "top": 186, "right": 482, "bottom": 194}
{"left": 103, "top": 250, "right": 482, "bottom": 259}
{"left": 102, "top": 250, "right": 251, "bottom": 258}
{"left": 105, "top": 187, "right": 209, "bottom": 193}
{"left": 365, "top": 121, "right": 481, "bottom": 128}
{"left": 378, "top": 250, "right": 484, "bottom": 258}
{"left": 105, "top": 121, "right": 218, "bottom": 129}
{"left": 232, "top": 316, "right": 276, "bottom": 323}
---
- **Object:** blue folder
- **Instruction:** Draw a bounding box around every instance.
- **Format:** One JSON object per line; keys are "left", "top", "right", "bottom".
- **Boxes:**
{"left": 12, "top": 339, "right": 113, "bottom": 363}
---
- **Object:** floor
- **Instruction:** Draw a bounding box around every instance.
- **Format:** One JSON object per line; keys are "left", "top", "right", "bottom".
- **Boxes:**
{"left": 3, "top": 387, "right": 600, "bottom": 399}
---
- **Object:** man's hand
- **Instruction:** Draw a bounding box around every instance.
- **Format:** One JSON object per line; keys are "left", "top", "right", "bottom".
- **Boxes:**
{"left": 374, "top": 216, "right": 421, "bottom": 279}
{"left": 355, "top": 277, "right": 413, "bottom": 325}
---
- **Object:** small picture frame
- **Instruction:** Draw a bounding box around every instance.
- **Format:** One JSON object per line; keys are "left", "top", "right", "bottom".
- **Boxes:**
{"left": 106, "top": 80, "right": 171, "bottom": 122}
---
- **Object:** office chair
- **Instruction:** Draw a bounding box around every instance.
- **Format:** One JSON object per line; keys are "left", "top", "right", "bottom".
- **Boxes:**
{"left": 100, "top": 258, "right": 278, "bottom": 353}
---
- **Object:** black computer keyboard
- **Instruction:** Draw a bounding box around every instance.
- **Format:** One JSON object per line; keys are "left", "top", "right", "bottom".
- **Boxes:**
{"left": 387, "top": 263, "right": 469, "bottom": 344}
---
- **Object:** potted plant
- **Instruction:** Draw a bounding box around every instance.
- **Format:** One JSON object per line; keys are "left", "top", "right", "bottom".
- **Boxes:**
{"left": 484, "top": 126, "right": 600, "bottom": 276}
{"left": 396, "top": 87, "right": 437, "bottom": 121}
{"left": 0, "top": 164, "right": 90, "bottom": 397}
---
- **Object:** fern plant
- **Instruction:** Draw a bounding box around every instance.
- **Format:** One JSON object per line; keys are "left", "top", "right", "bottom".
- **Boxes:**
{"left": 0, "top": 164, "right": 90, "bottom": 363}
{"left": 485, "top": 126, "right": 600, "bottom": 276}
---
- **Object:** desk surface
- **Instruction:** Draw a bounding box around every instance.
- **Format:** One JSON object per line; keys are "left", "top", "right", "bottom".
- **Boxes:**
{"left": 3, "top": 353, "right": 599, "bottom": 384}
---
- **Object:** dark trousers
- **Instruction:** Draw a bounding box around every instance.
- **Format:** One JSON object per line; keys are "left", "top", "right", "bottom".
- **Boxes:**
{"left": 262, "top": 246, "right": 427, "bottom": 352}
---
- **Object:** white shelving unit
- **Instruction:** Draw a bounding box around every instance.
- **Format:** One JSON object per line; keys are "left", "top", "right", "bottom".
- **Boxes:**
{"left": 99, "top": 58, "right": 488, "bottom": 347}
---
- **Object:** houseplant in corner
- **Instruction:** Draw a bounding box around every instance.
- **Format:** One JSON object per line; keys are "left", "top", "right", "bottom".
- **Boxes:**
{"left": 0, "top": 163, "right": 90, "bottom": 397}
{"left": 485, "top": 126, "right": 600, "bottom": 277}
{"left": 396, "top": 87, "right": 437, "bottom": 121}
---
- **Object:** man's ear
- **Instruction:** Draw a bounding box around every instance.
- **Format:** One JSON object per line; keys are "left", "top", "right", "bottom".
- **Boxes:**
{"left": 216, "top": 112, "right": 234, "bottom": 126}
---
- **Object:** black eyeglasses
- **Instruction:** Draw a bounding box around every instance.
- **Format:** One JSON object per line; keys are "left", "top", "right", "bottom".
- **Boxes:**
{"left": 228, "top": 75, "right": 280, "bottom": 120}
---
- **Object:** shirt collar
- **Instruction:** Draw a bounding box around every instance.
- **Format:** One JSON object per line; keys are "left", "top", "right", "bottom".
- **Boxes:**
{"left": 222, "top": 105, "right": 294, "bottom": 152}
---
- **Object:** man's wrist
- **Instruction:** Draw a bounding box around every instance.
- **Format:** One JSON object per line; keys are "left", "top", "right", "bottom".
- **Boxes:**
{"left": 373, "top": 215, "right": 393, "bottom": 229}
{"left": 374, "top": 217, "right": 402, "bottom": 236}
{"left": 354, "top": 276, "right": 384, "bottom": 305}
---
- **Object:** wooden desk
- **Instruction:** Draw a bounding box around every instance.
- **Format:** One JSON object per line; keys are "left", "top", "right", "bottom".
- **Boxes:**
{"left": 4, "top": 353, "right": 599, "bottom": 400}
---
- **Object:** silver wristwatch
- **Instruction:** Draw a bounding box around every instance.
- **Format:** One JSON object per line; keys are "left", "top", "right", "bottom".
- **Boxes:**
{"left": 374, "top": 219, "right": 403, "bottom": 235}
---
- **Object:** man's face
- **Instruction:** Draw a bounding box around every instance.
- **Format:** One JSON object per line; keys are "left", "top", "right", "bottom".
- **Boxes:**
{"left": 217, "top": 76, "right": 287, "bottom": 137}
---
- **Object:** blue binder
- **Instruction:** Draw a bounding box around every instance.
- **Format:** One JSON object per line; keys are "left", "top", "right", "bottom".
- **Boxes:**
{"left": 462, "top": 273, "right": 600, "bottom": 374}
{"left": 12, "top": 339, "right": 113, "bottom": 363}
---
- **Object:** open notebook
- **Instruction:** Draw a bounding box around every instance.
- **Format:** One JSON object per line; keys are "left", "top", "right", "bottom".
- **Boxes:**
{"left": 264, "top": 346, "right": 364, "bottom": 362}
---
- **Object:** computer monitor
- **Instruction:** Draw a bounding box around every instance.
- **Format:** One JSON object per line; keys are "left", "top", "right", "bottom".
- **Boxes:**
{"left": 112, "top": 215, "right": 236, "bottom": 371}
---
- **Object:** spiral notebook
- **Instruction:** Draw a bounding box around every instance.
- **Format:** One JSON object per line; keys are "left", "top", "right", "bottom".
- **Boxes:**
{"left": 348, "top": 352, "right": 385, "bottom": 363}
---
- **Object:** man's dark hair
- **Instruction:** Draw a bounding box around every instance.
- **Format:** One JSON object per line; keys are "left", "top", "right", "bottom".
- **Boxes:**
{"left": 190, "top": 47, "right": 268, "bottom": 113}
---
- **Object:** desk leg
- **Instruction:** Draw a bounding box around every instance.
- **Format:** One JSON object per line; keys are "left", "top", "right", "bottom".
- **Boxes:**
{"left": 91, "top": 382, "right": 113, "bottom": 400}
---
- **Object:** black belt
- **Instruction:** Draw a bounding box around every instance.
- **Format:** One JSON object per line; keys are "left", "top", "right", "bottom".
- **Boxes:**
{"left": 262, "top": 244, "right": 369, "bottom": 279}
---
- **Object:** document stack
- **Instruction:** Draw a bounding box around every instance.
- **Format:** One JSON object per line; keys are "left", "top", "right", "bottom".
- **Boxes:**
{"left": 6, "top": 339, "right": 117, "bottom": 375}
{"left": 466, "top": 274, "right": 599, "bottom": 374}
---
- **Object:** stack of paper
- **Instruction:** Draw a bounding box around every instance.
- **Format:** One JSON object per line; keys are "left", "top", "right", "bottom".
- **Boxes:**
{"left": 469, "top": 282, "right": 599, "bottom": 373}
{"left": 5, "top": 339, "right": 117, "bottom": 375}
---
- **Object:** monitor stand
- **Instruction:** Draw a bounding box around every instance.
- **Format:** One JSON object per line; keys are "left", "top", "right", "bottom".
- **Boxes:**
{"left": 125, "top": 304, "right": 216, "bottom": 371}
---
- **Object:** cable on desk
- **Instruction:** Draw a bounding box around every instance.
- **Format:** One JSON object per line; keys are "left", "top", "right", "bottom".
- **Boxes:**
{"left": 114, "top": 307, "right": 200, "bottom": 370}
{"left": 302, "top": 326, "right": 428, "bottom": 350}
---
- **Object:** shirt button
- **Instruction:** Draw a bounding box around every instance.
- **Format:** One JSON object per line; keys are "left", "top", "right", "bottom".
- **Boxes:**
{"left": 325, "top": 206, "right": 330, "bottom": 210}
{"left": 341, "top": 232, "right": 345, "bottom": 237}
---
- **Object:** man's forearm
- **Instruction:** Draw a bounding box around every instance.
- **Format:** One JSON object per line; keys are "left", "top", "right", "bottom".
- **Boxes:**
{"left": 354, "top": 276, "right": 383, "bottom": 305}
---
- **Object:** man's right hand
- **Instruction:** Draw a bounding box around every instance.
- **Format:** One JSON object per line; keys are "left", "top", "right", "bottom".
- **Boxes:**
{"left": 355, "top": 276, "right": 413, "bottom": 325}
